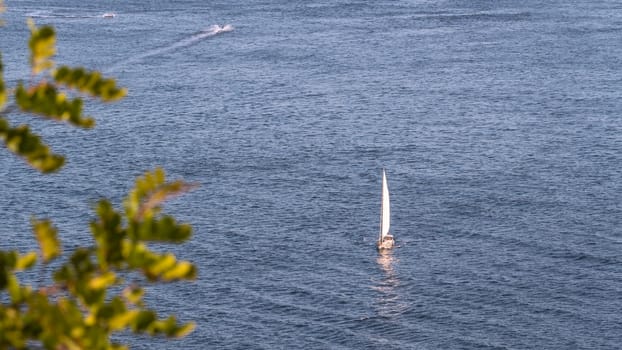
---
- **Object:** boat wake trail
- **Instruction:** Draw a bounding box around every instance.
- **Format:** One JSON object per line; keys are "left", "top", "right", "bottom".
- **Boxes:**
{"left": 106, "top": 24, "right": 233, "bottom": 73}
{"left": 149, "top": 24, "right": 234, "bottom": 54}
{"left": 27, "top": 10, "right": 115, "bottom": 19}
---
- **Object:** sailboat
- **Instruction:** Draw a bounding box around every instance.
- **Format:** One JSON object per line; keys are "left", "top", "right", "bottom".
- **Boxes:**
{"left": 377, "top": 169, "right": 395, "bottom": 250}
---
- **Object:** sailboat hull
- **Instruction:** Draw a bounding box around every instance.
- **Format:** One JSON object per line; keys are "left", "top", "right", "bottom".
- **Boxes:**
{"left": 377, "top": 234, "right": 395, "bottom": 250}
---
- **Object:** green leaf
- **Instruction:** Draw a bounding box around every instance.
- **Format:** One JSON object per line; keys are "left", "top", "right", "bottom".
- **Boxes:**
{"left": 0, "top": 117, "right": 65, "bottom": 173}
{"left": 28, "top": 20, "right": 56, "bottom": 74}
{"left": 91, "top": 200, "right": 125, "bottom": 269}
{"left": 121, "top": 242, "right": 196, "bottom": 282}
{"left": 151, "top": 316, "right": 195, "bottom": 338}
{"left": 7, "top": 274, "right": 31, "bottom": 303}
{"left": 0, "top": 251, "right": 18, "bottom": 270}
{"left": 0, "top": 251, "right": 18, "bottom": 289}
{"left": 54, "top": 66, "right": 127, "bottom": 102}
{"left": 122, "top": 285, "right": 144, "bottom": 305}
{"left": 137, "top": 216, "right": 192, "bottom": 242}
{"left": 109, "top": 309, "right": 138, "bottom": 331}
{"left": 161, "top": 261, "right": 196, "bottom": 281}
{"left": 111, "top": 344, "right": 129, "bottom": 350}
{"left": 54, "top": 248, "right": 104, "bottom": 306}
{"left": 125, "top": 168, "right": 197, "bottom": 221}
{"left": 15, "top": 82, "right": 95, "bottom": 128}
{"left": 87, "top": 271, "right": 116, "bottom": 290}
{"left": 32, "top": 218, "right": 61, "bottom": 262}
{"left": 0, "top": 251, "right": 17, "bottom": 290}
{"left": 149, "top": 253, "right": 176, "bottom": 275}
{"left": 131, "top": 310, "right": 156, "bottom": 332}
{"left": 15, "top": 252, "right": 37, "bottom": 270}
{"left": 171, "top": 321, "right": 195, "bottom": 338}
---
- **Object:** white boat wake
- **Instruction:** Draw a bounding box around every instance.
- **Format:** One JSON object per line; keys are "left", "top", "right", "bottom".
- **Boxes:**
{"left": 106, "top": 24, "right": 234, "bottom": 73}
{"left": 164, "top": 24, "right": 234, "bottom": 51}
{"left": 26, "top": 10, "right": 118, "bottom": 19}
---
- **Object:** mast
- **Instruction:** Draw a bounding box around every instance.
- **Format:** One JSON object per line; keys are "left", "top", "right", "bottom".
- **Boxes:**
{"left": 380, "top": 169, "right": 391, "bottom": 241}
{"left": 379, "top": 168, "right": 391, "bottom": 243}
{"left": 379, "top": 169, "right": 384, "bottom": 243}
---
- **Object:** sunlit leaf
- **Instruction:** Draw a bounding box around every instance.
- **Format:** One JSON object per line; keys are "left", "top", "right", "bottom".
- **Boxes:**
{"left": 15, "top": 82, "right": 95, "bottom": 128}
{"left": 0, "top": 117, "right": 65, "bottom": 173}
{"left": 161, "top": 261, "right": 196, "bottom": 281}
{"left": 125, "top": 168, "right": 197, "bottom": 221}
{"left": 111, "top": 344, "right": 129, "bottom": 350}
{"left": 150, "top": 316, "right": 195, "bottom": 338}
{"left": 140, "top": 251, "right": 195, "bottom": 282}
{"left": 109, "top": 309, "right": 138, "bottom": 331}
{"left": 28, "top": 20, "right": 56, "bottom": 74}
{"left": 171, "top": 321, "right": 195, "bottom": 338}
{"left": 7, "top": 274, "right": 32, "bottom": 303}
{"left": 122, "top": 285, "right": 144, "bottom": 305}
{"left": 54, "top": 66, "right": 127, "bottom": 102}
{"left": 69, "top": 325, "right": 84, "bottom": 339}
{"left": 32, "top": 218, "right": 61, "bottom": 262}
{"left": 15, "top": 252, "right": 37, "bottom": 270}
{"left": 150, "top": 254, "right": 176, "bottom": 275}
{"left": 88, "top": 271, "right": 116, "bottom": 290}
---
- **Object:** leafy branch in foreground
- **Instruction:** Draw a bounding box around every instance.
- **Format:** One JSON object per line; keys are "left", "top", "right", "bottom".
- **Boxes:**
{"left": 0, "top": 19, "right": 126, "bottom": 173}
{"left": 0, "top": 169, "right": 197, "bottom": 349}
{"left": 1, "top": 5, "right": 198, "bottom": 349}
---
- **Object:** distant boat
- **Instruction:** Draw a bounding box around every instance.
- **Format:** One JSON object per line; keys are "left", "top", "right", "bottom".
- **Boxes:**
{"left": 102, "top": 12, "right": 116, "bottom": 18}
{"left": 377, "top": 169, "right": 395, "bottom": 250}
{"left": 207, "top": 24, "right": 234, "bottom": 34}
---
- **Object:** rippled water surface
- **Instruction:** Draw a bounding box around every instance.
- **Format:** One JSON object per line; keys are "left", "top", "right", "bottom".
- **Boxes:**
{"left": 1, "top": 0, "right": 622, "bottom": 349}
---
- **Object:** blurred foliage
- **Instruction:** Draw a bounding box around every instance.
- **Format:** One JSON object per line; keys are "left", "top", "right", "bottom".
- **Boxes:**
{"left": 0, "top": 4, "right": 197, "bottom": 349}
{"left": 1, "top": 17, "right": 126, "bottom": 172}
{"left": 0, "top": 169, "right": 197, "bottom": 349}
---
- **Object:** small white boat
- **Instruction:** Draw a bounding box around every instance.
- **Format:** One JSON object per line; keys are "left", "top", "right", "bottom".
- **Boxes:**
{"left": 102, "top": 12, "right": 116, "bottom": 18}
{"left": 377, "top": 169, "right": 394, "bottom": 250}
{"left": 207, "top": 24, "right": 234, "bottom": 34}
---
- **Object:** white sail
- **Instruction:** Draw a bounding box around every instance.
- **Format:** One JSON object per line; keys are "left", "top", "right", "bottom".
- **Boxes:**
{"left": 380, "top": 169, "right": 391, "bottom": 240}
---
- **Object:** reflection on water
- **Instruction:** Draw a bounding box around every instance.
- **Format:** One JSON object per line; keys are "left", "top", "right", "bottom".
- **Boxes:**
{"left": 372, "top": 250, "right": 409, "bottom": 318}
{"left": 377, "top": 250, "right": 397, "bottom": 276}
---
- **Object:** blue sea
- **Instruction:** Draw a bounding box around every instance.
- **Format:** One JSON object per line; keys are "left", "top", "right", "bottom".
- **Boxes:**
{"left": 1, "top": 0, "right": 622, "bottom": 348}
